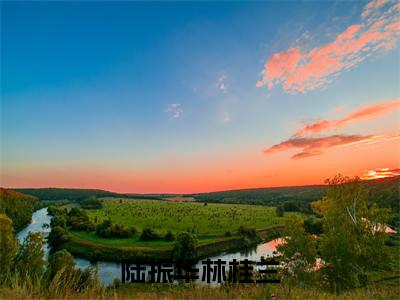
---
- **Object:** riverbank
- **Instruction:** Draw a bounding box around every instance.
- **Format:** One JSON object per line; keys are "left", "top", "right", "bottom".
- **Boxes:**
{"left": 60, "top": 226, "right": 283, "bottom": 263}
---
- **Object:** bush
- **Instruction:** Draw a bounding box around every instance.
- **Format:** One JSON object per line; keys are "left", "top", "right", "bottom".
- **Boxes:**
{"left": 238, "top": 226, "right": 257, "bottom": 239}
{"left": 96, "top": 219, "right": 136, "bottom": 238}
{"left": 140, "top": 228, "right": 160, "bottom": 241}
{"left": 173, "top": 232, "right": 198, "bottom": 262}
{"left": 80, "top": 197, "right": 102, "bottom": 209}
{"left": 165, "top": 231, "right": 175, "bottom": 241}
{"left": 67, "top": 208, "right": 95, "bottom": 231}
{"left": 224, "top": 231, "right": 232, "bottom": 237}
{"left": 48, "top": 226, "right": 70, "bottom": 249}
{"left": 303, "top": 218, "right": 323, "bottom": 234}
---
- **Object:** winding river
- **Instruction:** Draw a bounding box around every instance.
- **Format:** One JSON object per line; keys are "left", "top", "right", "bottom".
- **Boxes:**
{"left": 17, "top": 207, "right": 282, "bottom": 285}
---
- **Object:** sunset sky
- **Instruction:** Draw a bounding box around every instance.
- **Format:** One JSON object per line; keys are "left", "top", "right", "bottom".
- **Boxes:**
{"left": 1, "top": 0, "right": 399, "bottom": 193}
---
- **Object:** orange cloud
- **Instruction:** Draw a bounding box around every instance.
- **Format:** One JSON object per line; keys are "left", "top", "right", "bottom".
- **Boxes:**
{"left": 360, "top": 167, "right": 400, "bottom": 179}
{"left": 297, "top": 98, "right": 400, "bottom": 136}
{"left": 257, "top": 0, "right": 400, "bottom": 93}
{"left": 264, "top": 134, "right": 377, "bottom": 159}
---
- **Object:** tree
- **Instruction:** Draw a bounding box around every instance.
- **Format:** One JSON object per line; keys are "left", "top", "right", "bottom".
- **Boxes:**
{"left": 277, "top": 215, "right": 317, "bottom": 265}
{"left": 303, "top": 218, "right": 323, "bottom": 234}
{"left": 314, "top": 175, "right": 391, "bottom": 292}
{"left": 276, "top": 205, "right": 284, "bottom": 217}
{"left": 14, "top": 232, "right": 46, "bottom": 282}
{"left": 173, "top": 232, "right": 198, "bottom": 262}
{"left": 164, "top": 231, "right": 175, "bottom": 241}
{"left": 48, "top": 226, "right": 70, "bottom": 249}
{"left": 140, "top": 228, "right": 160, "bottom": 241}
{"left": 0, "top": 214, "right": 17, "bottom": 283}
{"left": 46, "top": 249, "right": 75, "bottom": 282}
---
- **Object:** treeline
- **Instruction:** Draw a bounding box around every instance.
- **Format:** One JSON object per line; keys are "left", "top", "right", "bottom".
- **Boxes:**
{"left": 0, "top": 188, "right": 38, "bottom": 231}
{"left": 192, "top": 185, "right": 327, "bottom": 207}
{"left": 13, "top": 188, "right": 165, "bottom": 203}
{"left": 14, "top": 188, "right": 126, "bottom": 202}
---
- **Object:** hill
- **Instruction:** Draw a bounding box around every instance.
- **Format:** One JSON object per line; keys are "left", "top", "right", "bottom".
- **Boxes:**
{"left": 0, "top": 188, "right": 38, "bottom": 230}
{"left": 190, "top": 176, "right": 400, "bottom": 217}
{"left": 13, "top": 188, "right": 129, "bottom": 202}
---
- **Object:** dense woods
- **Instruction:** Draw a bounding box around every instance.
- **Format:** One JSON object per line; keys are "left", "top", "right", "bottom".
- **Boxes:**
{"left": 0, "top": 188, "right": 38, "bottom": 230}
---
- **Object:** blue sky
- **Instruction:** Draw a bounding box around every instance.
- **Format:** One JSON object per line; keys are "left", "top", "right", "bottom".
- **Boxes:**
{"left": 1, "top": 1, "right": 399, "bottom": 193}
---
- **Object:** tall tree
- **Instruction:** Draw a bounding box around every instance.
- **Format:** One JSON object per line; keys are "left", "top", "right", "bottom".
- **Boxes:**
{"left": 312, "top": 175, "right": 391, "bottom": 292}
{"left": 14, "top": 232, "right": 46, "bottom": 282}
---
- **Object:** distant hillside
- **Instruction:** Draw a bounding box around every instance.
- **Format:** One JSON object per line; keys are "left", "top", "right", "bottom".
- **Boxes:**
{"left": 14, "top": 188, "right": 126, "bottom": 202}
{"left": 191, "top": 185, "right": 327, "bottom": 206}
{"left": 14, "top": 188, "right": 163, "bottom": 202}
{"left": 190, "top": 176, "right": 400, "bottom": 215}
{"left": 0, "top": 188, "right": 38, "bottom": 230}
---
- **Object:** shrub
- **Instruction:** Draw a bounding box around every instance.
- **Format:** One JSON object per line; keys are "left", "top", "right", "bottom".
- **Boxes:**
{"left": 165, "top": 231, "right": 175, "bottom": 241}
{"left": 96, "top": 219, "right": 136, "bottom": 238}
{"left": 173, "top": 232, "right": 198, "bottom": 262}
{"left": 48, "top": 226, "right": 70, "bottom": 249}
{"left": 238, "top": 226, "right": 257, "bottom": 239}
{"left": 140, "top": 228, "right": 160, "bottom": 241}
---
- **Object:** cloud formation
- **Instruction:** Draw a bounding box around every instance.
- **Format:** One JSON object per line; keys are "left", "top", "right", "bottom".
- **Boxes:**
{"left": 297, "top": 98, "right": 400, "bottom": 136}
{"left": 166, "top": 103, "right": 183, "bottom": 119}
{"left": 264, "top": 134, "right": 377, "bottom": 159}
{"left": 256, "top": 0, "right": 400, "bottom": 93}
{"left": 361, "top": 167, "right": 400, "bottom": 179}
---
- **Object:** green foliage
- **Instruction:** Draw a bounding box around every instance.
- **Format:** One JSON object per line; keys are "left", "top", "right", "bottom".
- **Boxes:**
{"left": 0, "top": 188, "right": 38, "bottom": 230}
{"left": 278, "top": 215, "right": 317, "bottom": 264}
{"left": 276, "top": 205, "right": 284, "bottom": 217}
{"left": 164, "top": 230, "right": 175, "bottom": 241}
{"left": 14, "top": 188, "right": 126, "bottom": 202}
{"left": 303, "top": 217, "right": 323, "bottom": 234}
{"left": 0, "top": 214, "right": 17, "bottom": 284}
{"left": 48, "top": 226, "right": 70, "bottom": 249}
{"left": 237, "top": 226, "right": 258, "bottom": 239}
{"left": 46, "top": 249, "right": 75, "bottom": 281}
{"left": 140, "top": 228, "right": 161, "bottom": 241}
{"left": 80, "top": 197, "right": 103, "bottom": 209}
{"left": 67, "top": 208, "right": 95, "bottom": 231}
{"left": 96, "top": 219, "right": 136, "bottom": 238}
{"left": 14, "top": 232, "right": 47, "bottom": 283}
{"left": 317, "top": 175, "right": 392, "bottom": 292}
{"left": 173, "top": 232, "right": 198, "bottom": 262}
{"left": 192, "top": 176, "right": 400, "bottom": 217}
{"left": 51, "top": 214, "right": 67, "bottom": 229}
{"left": 15, "top": 188, "right": 164, "bottom": 203}
{"left": 192, "top": 185, "right": 327, "bottom": 206}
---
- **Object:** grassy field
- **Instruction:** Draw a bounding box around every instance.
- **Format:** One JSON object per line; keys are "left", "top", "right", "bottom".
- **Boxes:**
{"left": 85, "top": 198, "right": 289, "bottom": 237}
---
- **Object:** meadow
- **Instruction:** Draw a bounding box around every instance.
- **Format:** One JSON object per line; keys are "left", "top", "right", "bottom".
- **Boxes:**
{"left": 85, "top": 198, "right": 288, "bottom": 237}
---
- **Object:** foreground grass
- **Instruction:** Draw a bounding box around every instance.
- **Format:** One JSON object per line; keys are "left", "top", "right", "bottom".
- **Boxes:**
{"left": 1, "top": 281, "right": 399, "bottom": 300}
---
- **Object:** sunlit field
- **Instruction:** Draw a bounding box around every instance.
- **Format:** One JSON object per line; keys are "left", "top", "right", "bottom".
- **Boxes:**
{"left": 85, "top": 198, "right": 288, "bottom": 237}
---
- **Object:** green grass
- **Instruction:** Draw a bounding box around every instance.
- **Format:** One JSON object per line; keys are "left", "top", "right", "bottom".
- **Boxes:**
{"left": 71, "top": 230, "right": 223, "bottom": 248}
{"left": 86, "top": 198, "right": 289, "bottom": 238}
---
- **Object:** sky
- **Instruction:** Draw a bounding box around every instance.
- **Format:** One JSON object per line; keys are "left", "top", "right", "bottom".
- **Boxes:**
{"left": 1, "top": 0, "right": 399, "bottom": 193}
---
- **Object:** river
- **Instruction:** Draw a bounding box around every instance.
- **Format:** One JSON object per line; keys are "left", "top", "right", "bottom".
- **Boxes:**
{"left": 17, "top": 207, "right": 282, "bottom": 285}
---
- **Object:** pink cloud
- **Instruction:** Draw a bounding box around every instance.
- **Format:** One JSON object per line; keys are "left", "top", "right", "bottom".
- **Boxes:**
{"left": 257, "top": 0, "right": 400, "bottom": 93}
{"left": 361, "top": 167, "right": 400, "bottom": 180}
{"left": 297, "top": 98, "right": 400, "bottom": 136}
{"left": 264, "top": 134, "right": 377, "bottom": 160}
